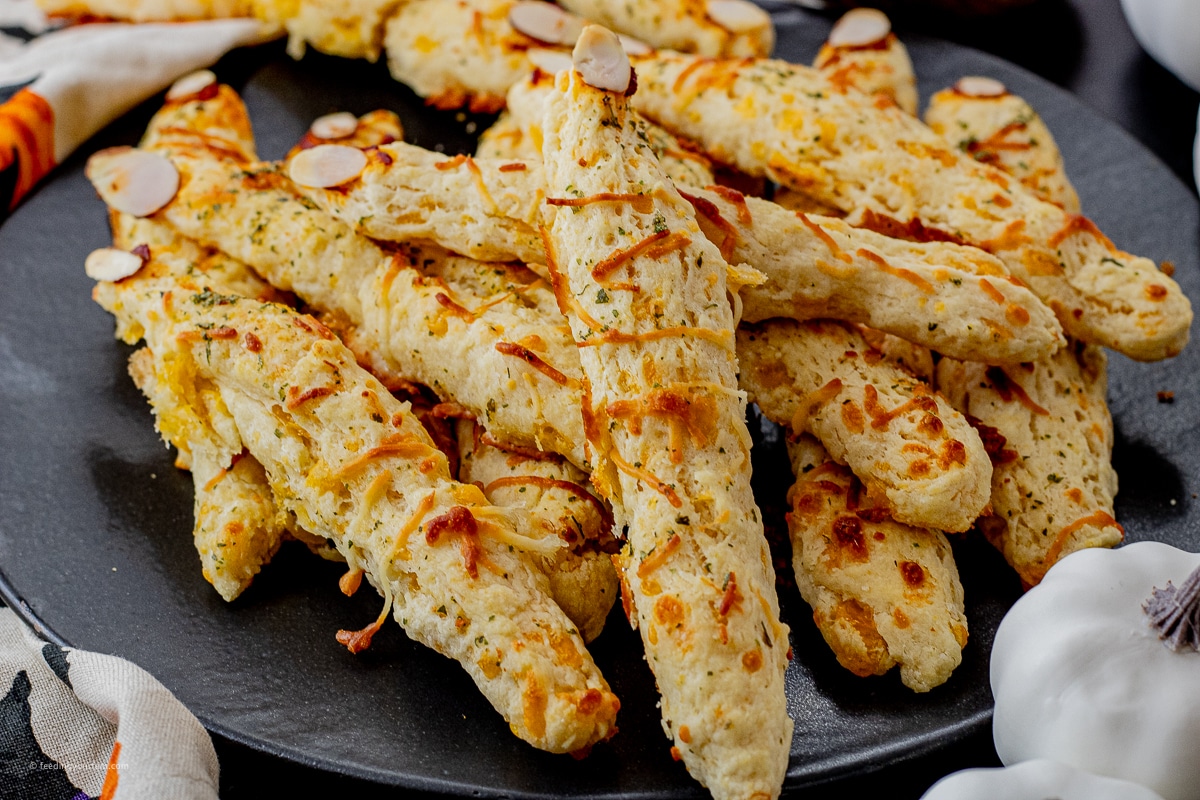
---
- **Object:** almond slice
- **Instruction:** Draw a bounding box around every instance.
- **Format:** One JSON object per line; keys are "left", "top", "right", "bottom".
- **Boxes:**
{"left": 527, "top": 47, "right": 574, "bottom": 75}
{"left": 86, "top": 147, "right": 180, "bottom": 218}
{"left": 85, "top": 248, "right": 145, "bottom": 282}
{"left": 706, "top": 0, "right": 770, "bottom": 34}
{"left": 573, "top": 25, "right": 631, "bottom": 94}
{"left": 954, "top": 76, "right": 1008, "bottom": 98}
{"left": 289, "top": 144, "right": 368, "bottom": 188}
{"left": 310, "top": 112, "right": 359, "bottom": 140}
{"left": 166, "top": 69, "right": 217, "bottom": 101}
{"left": 827, "top": 7, "right": 891, "bottom": 48}
{"left": 509, "top": 1, "right": 584, "bottom": 46}
{"left": 617, "top": 34, "right": 653, "bottom": 57}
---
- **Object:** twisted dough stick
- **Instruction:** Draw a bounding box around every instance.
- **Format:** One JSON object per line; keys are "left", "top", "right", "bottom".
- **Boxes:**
{"left": 631, "top": 53, "right": 1192, "bottom": 362}
{"left": 937, "top": 342, "right": 1123, "bottom": 587}
{"left": 786, "top": 435, "right": 968, "bottom": 692}
{"left": 94, "top": 264, "right": 620, "bottom": 753}
{"left": 456, "top": 418, "right": 618, "bottom": 643}
{"left": 925, "top": 78, "right": 1081, "bottom": 213}
{"left": 738, "top": 318, "right": 991, "bottom": 533}
{"left": 131, "top": 84, "right": 592, "bottom": 467}
{"left": 541, "top": 29, "right": 790, "bottom": 799}
{"left": 813, "top": 9, "right": 917, "bottom": 115}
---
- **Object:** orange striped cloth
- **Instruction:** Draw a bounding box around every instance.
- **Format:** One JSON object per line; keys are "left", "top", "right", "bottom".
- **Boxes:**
{"left": 0, "top": 8, "right": 278, "bottom": 221}
{"left": 0, "top": 87, "right": 54, "bottom": 212}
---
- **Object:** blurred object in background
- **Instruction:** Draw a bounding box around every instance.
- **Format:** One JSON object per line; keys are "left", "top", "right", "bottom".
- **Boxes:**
{"left": 1118, "top": 0, "right": 1200, "bottom": 190}
{"left": 796, "top": 0, "right": 1041, "bottom": 15}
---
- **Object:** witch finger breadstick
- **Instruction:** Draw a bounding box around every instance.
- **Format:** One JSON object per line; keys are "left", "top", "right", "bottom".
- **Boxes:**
{"left": 542, "top": 27, "right": 790, "bottom": 799}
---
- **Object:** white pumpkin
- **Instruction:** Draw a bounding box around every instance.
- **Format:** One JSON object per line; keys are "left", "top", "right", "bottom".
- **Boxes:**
{"left": 1119, "top": 0, "right": 1200, "bottom": 92}
{"left": 921, "top": 759, "right": 1166, "bottom": 800}
{"left": 991, "top": 541, "right": 1200, "bottom": 800}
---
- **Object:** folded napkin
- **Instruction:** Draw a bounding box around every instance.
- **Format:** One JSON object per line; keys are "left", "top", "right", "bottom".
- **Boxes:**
{"left": 0, "top": 601, "right": 219, "bottom": 799}
{"left": 0, "top": 0, "right": 279, "bottom": 220}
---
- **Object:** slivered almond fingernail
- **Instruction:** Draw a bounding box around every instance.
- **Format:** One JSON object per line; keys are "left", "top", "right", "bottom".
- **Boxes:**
{"left": 828, "top": 7, "right": 891, "bottom": 47}
{"left": 573, "top": 25, "right": 631, "bottom": 94}
{"left": 288, "top": 144, "right": 368, "bottom": 188}
{"left": 310, "top": 111, "right": 359, "bottom": 140}
{"left": 166, "top": 69, "right": 217, "bottom": 101}
{"left": 954, "top": 76, "right": 1008, "bottom": 98}
{"left": 85, "top": 248, "right": 145, "bottom": 282}
{"left": 706, "top": 0, "right": 770, "bottom": 34}
{"left": 509, "top": 1, "right": 584, "bottom": 46}
{"left": 528, "top": 47, "right": 574, "bottom": 75}
{"left": 86, "top": 147, "right": 180, "bottom": 217}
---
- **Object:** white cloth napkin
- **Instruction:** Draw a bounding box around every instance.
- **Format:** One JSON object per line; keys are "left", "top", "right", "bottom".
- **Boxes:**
{"left": 0, "top": 602, "right": 220, "bottom": 799}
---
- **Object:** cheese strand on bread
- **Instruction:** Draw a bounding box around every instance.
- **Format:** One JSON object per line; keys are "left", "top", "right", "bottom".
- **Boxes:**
{"left": 541, "top": 29, "right": 790, "bottom": 800}
{"left": 631, "top": 53, "right": 1192, "bottom": 362}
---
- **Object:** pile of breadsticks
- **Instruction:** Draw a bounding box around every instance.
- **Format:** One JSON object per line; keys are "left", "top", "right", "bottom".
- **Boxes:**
{"left": 78, "top": 4, "right": 1190, "bottom": 799}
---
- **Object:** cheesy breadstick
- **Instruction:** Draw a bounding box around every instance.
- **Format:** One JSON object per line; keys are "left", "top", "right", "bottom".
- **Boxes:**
{"left": 110, "top": 85, "right": 590, "bottom": 467}
{"left": 94, "top": 265, "right": 620, "bottom": 753}
{"left": 631, "top": 53, "right": 1192, "bottom": 362}
{"left": 456, "top": 419, "right": 618, "bottom": 643}
{"left": 557, "top": 0, "right": 772, "bottom": 58}
{"left": 786, "top": 435, "right": 967, "bottom": 692}
{"left": 925, "top": 76, "right": 1081, "bottom": 213}
{"left": 682, "top": 184, "right": 1064, "bottom": 364}
{"left": 506, "top": 72, "right": 717, "bottom": 189}
{"left": 542, "top": 28, "right": 790, "bottom": 799}
{"left": 936, "top": 342, "right": 1123, "bottom": 587}
{"left": 291, "top": 119, "right": 1062, "bottom": 365}
{"left": 282, "top": 0, "right": 398, "bottom": 60}
{"left": 383, "top": 0, "right": 579, "bottom": 113}
{"left": 738, "top": 319, "right": 991, "bottom": 533}
{"left": 813, "top": 8, "right": 917, "bottom": 115}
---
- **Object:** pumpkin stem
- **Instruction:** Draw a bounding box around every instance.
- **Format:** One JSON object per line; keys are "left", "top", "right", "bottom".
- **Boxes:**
{"left": 1143, "top": 563, "right": 1200, "bottom": 652}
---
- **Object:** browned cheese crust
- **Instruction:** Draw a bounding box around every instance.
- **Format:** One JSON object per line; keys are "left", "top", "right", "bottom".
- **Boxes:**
{"left": 682, "top": 184, "right": 1064, "bottom": 364}
{"left": 925, "top": 83, "right": 1081, "bottom": 213}
{"left": 94, "top": 267, "right": 620, "bottom": 753}
{"left": 631, "top": 53, "right": 1192, "bottom": 362}
{"left": 786, "top": 435, "right": 967, "bottom": 692}
{"left": 456, "top": 419, "right": 619, "bottom": 643}
{"left": 136, "top": 86, "right": 591, "bottom": 467}
{"left": 936, "top": 342, "right": 1123, "bottom": 587}
{"left": 541, "top": 60, "right": 790, "bottom": 800}
{"left": 558, "top": 0, "right": 773, "bottom": 57}
{"left": 737, "top": 319, "right": 991, "bottom": 533}
{"left": 814, "top": 33, "right": 918, "bottom": 115}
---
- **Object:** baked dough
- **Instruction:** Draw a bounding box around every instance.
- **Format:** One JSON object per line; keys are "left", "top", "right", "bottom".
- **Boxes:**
{"left": 456, "top": 419, "right": 618, "bottom": 643}
{"left": 95, "top": 266, "right": 620, "bottom": 754}
{"left": 925, "top": 80, "right": 1081, "bottom": 212}
{"left": 738, "top": 318, "right": 992, "bottom": 533}
{"left": 786, "top": 435, "right": 968, "bottom": 692}
{"left": 936, "top": 342, "right": 1123, "bottom": 587}
{"left": 557, "top": 0, "right": 773, "bottom": 57}
{"left": 631, "top": 53, "right": 1192, "bottom": 362}
{"left": 541, "top": 38, "right": 790, "bottom": 799}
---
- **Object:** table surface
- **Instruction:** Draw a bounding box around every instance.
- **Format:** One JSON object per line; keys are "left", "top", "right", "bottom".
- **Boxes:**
{"left": 195, "top": 0, "right": 1194, "bottom": 796}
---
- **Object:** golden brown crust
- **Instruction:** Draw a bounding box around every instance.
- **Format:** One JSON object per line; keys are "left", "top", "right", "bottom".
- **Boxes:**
{"left": 786, "top": 435, "right": 967, "bottom": 692}
{"left": 631, "top": 53, "right": 1192, "bottom": 361}
{"left": 96, "top": 267, "right": 619, "bottom": 753}
{"left": 925, "top": 84, "right": 1080, "bottom": 212}
{"left": 542, "top": 62, "right": 790, "bottom": 800}
{"left": 456, "top": 419, "right": 618, "bottom": 643}
{"left": 936, "top": 342, "right": 1123, "bottom": 587}
{"left": 737, "top": 319, "right": 992, "bottom": 533}
{"left": 815, "top": 32, "right": 917, "bottom": 115}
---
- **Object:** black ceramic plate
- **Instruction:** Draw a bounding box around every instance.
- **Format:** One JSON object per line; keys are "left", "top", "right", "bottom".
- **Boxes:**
{"left": 1, "top": 10, "right": 1198, "bottom": 797}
